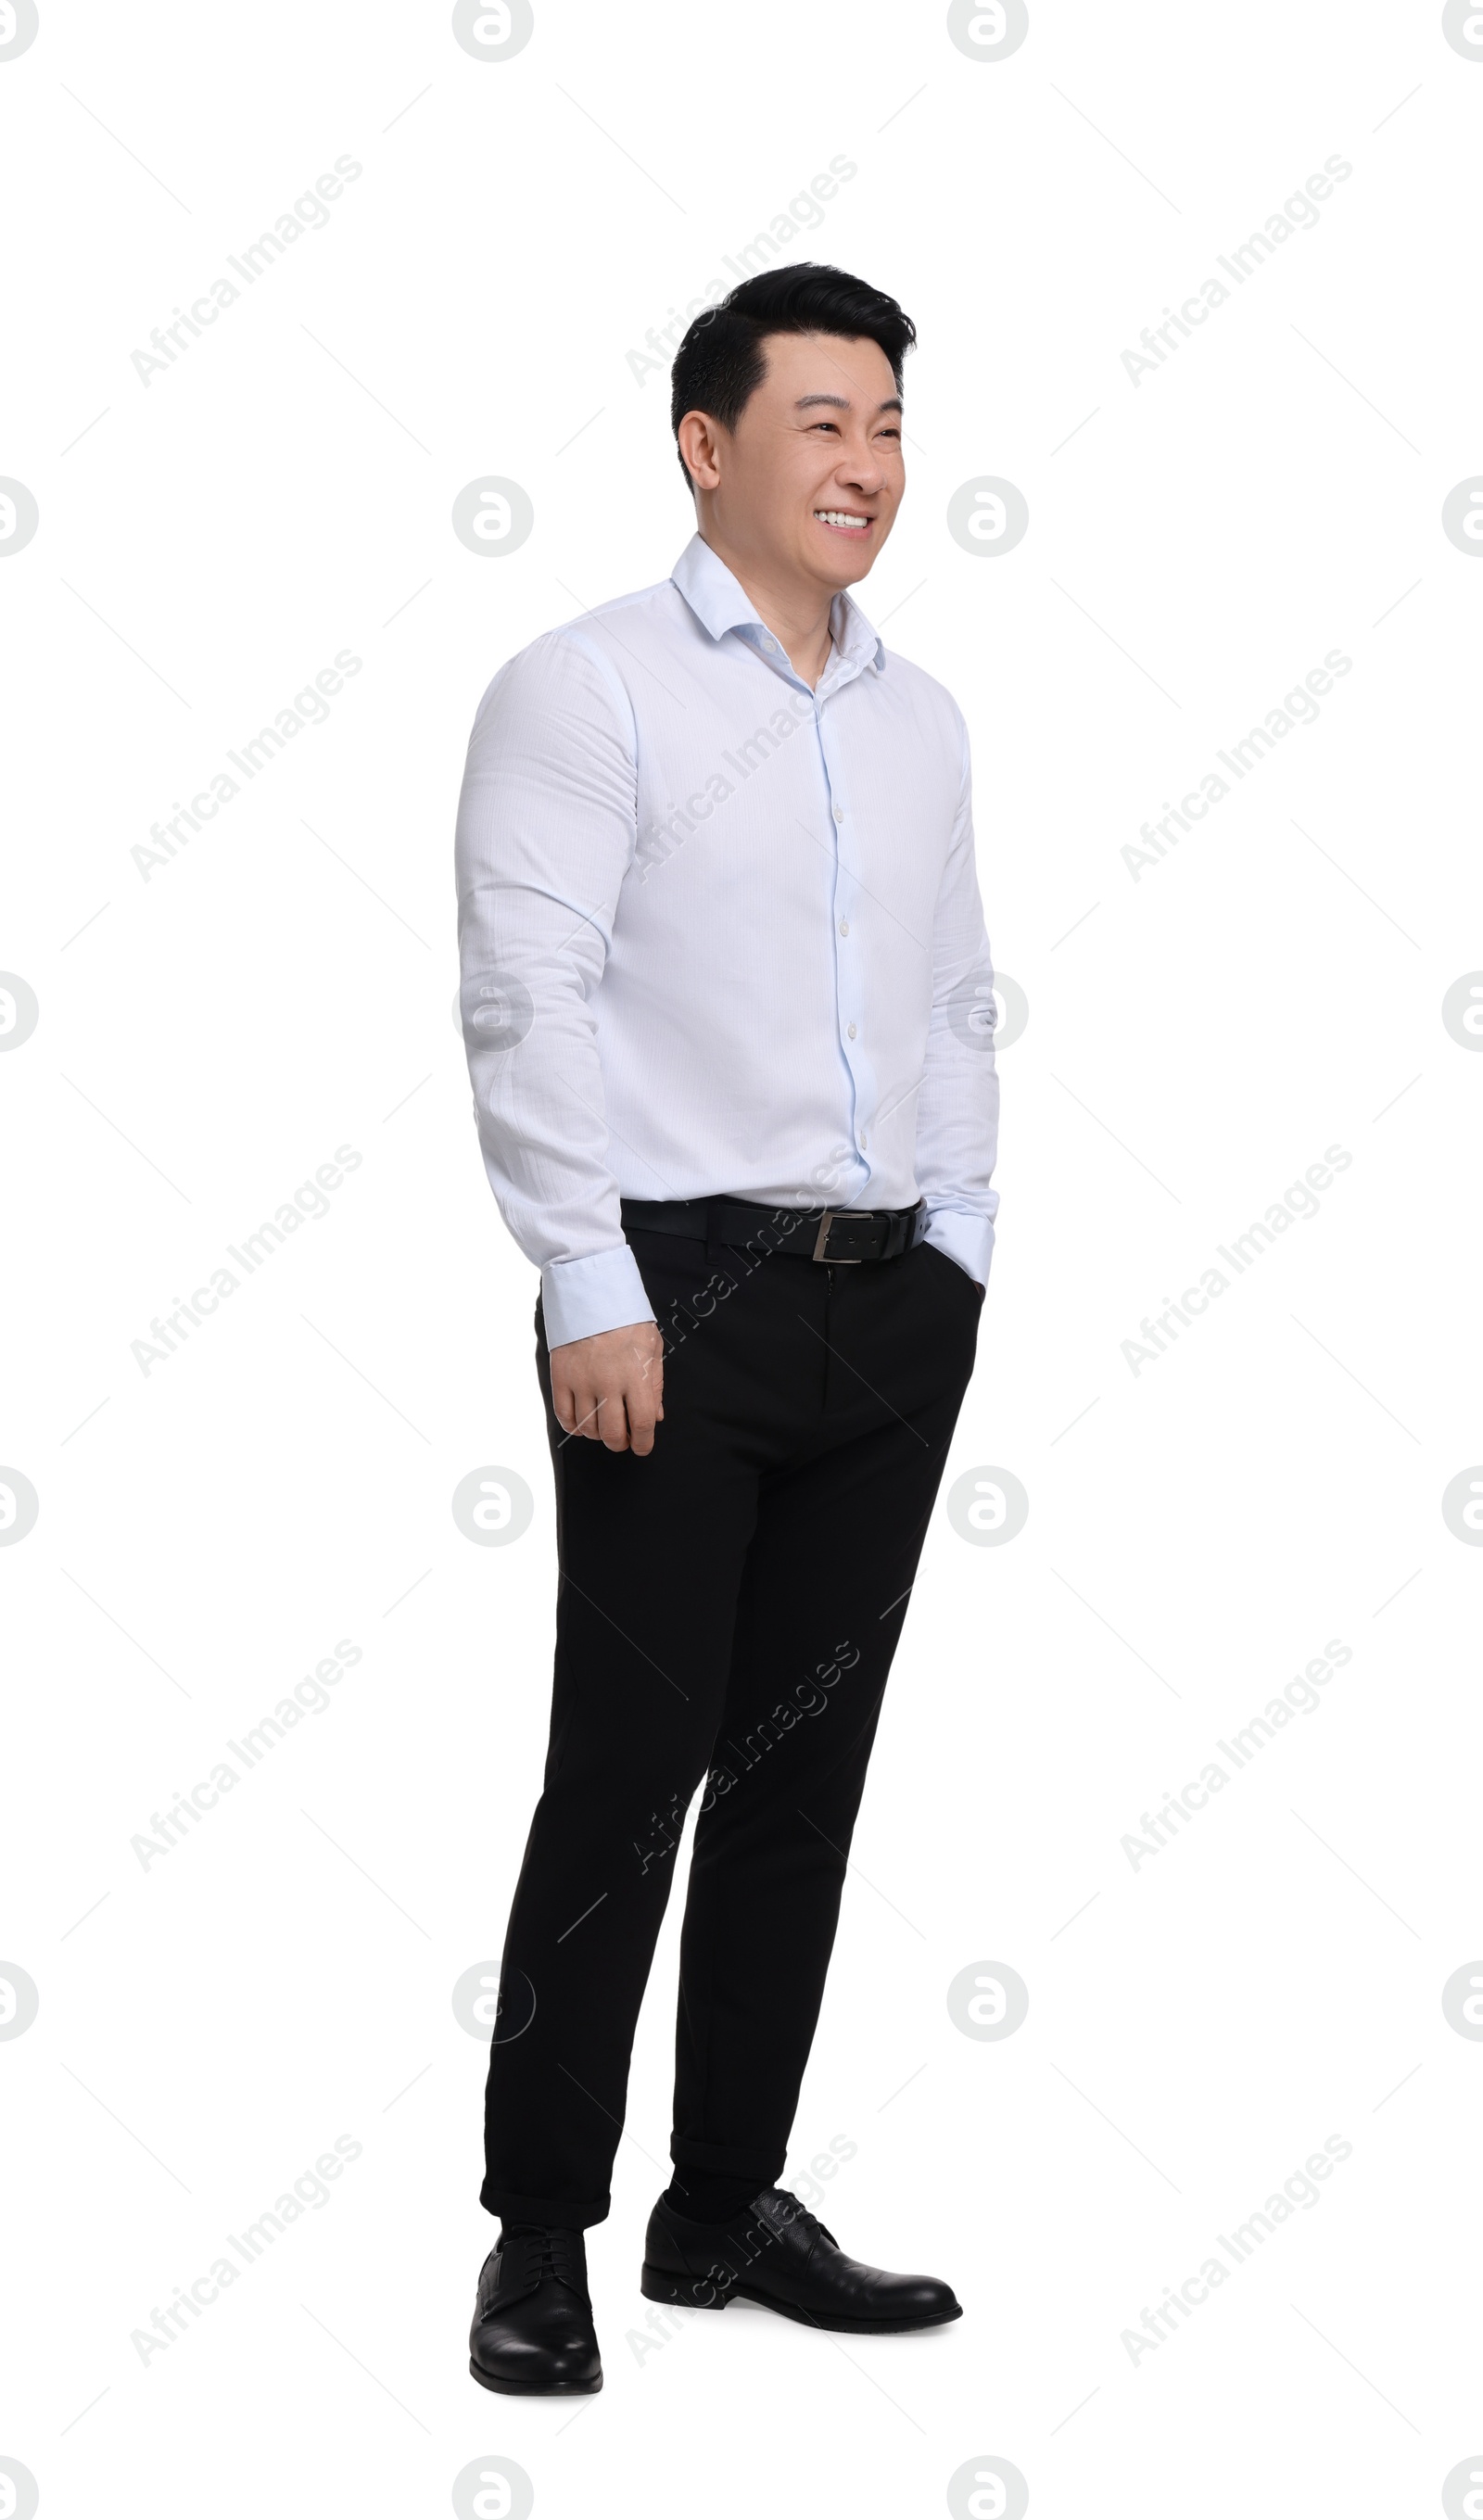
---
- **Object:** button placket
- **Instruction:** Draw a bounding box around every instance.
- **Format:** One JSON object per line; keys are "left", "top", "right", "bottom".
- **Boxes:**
{"left": 817, "top": 717, "right": 858, "bottom": 1147}
{"left": 817, "top": 716, "right": 868, "bottom": 1161}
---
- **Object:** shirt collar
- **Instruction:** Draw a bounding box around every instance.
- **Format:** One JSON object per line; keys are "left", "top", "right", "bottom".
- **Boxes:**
{"left": 670, "top": 532, "right": 886, "bottom": 679}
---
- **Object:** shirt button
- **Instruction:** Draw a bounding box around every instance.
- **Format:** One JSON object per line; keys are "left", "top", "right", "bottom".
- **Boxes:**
{"left": 859, "top": 1132, "right": 868, "bottom": 1149}
{"left": 833, "top": 805, "right": 844, "bottom": 823}
{"left": 847, "top": 1022, "right": 857, "bottom": 1039}
{"left": 839, "top": 919, "right": 849, "bottom": 936}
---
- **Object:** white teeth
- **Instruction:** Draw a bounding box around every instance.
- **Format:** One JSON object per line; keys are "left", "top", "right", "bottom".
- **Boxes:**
{"left": 816, "top": 511, "right": 869, "bottom": 526}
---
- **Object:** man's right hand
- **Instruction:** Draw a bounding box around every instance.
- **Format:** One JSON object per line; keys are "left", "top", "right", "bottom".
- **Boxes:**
{"left": 549, "top": 1321, "right": 665, "bottom": 1455}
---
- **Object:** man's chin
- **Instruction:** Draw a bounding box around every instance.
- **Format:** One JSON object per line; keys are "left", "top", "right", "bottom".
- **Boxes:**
{"left": 804, "top": 547, "right": 877, "bottom": 595}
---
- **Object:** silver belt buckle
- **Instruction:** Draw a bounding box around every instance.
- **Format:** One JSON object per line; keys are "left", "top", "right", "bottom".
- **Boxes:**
{"left": 812, "top": 1209, "right": 868, "bottom": 1263}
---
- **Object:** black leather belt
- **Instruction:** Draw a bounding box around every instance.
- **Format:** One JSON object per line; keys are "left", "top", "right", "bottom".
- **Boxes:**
{"left": 620, "top": 1196, "right": 925, "bottom": 1264}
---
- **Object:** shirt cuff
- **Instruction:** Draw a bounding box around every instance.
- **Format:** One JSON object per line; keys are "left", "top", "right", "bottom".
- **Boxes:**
{"left": 539, "top": 1245, "right": 657, "bottom": 1349}
{"left": 920, "top": 1205, "right": 995, "bottom": 1290}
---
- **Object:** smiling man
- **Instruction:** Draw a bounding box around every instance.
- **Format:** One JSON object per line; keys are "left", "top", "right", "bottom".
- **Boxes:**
{"left": 455, "top": 262, "right": 999, "bottom": 2394}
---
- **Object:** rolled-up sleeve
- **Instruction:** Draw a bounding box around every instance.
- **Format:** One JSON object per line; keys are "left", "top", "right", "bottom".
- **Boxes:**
{"left": 914, "top": 706, "right": 1001, "bottom": 1287}
{"left": 454, "top": 629, "right": 656, "bottom": 1349}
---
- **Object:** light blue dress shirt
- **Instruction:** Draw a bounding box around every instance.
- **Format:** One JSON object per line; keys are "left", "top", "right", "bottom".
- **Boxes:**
{"left": 454, "top": 533, "right": 1000, "bottom": 1349}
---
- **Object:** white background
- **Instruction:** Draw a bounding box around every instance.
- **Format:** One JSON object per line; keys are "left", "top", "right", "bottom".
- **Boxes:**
{"left": 4, "top": 2, "right": 1482, "bottom": 2514}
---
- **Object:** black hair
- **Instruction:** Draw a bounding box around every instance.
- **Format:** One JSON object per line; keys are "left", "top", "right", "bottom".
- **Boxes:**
{"left": 669, "top": 261, "right": 916, "bottom": 491}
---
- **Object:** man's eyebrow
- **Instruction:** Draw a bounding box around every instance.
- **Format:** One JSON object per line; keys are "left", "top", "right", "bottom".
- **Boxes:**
{"left": 793, "top": 393, "right": 904, "bottom": 415}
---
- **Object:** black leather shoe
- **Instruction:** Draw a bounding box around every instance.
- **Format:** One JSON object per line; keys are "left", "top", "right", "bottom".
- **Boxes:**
{"left": 469, "top": 2227, "right": 602, "bottom": 2394}
{"left": 640, "top": 2186, "right": 961, "bottom": 2334}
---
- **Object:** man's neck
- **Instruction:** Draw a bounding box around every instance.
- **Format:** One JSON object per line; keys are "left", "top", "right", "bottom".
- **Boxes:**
{"left": 699, "top": 533, "right": 837, "bottom": 690}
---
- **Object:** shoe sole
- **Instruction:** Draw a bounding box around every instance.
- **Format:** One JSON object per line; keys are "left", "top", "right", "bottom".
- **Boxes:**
{"left": 640, "top": 2263, "right": 962, "bottom": 2334}
{"left": 469, "top": 2356, "right": 602, "bottom": 2396}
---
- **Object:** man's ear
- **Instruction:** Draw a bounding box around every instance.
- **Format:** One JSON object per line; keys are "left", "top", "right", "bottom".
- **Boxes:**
{"left": 678, "top": 411, "right": 722, "bottom": 492}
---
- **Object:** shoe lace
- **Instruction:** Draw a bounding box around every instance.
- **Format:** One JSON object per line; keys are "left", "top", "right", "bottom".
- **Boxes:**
{"left": 761, "top": 2189, "right": 838, "bottom": 2251}
{"left": 507, "top": 2226, "right": 588, "bottom": 2301}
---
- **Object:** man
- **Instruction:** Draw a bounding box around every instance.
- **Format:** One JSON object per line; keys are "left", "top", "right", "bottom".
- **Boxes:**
{"left": 454, "top": 261, "right": 999, "bottom": 2394}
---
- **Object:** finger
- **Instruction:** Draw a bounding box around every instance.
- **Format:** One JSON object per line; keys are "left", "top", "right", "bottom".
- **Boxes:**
{"left": 563, "top": 1382, "right": 605, "bottom": 1440}
{"left": 627, "top": 1353, "right": 662, "bottom": 1453}
{"left": 635, "top": 1346, "right": 664, "bottom": 1432}
{"left": 576, "top": 1388, "right": 608, "bottom": 1440}
{"left": 551, "top": 1375, "right": 577, "bottom": 1436}
{"left": 596, "top": 1388, "right": 632, "bottom": 1452}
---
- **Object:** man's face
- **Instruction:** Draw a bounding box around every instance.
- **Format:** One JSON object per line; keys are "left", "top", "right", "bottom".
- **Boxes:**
{"left": 696, "top": 330, "right": 905, "bottom": 593}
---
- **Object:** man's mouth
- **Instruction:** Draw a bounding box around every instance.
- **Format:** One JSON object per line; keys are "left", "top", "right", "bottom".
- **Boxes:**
{"left": 814, "top": 510, "right": 873, "bottom": 535}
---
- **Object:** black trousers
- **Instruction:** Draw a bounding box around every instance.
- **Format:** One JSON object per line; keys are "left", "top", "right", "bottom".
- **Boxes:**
{"left": 480, "top": 1225, "right": 982, "bottom": 2227}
